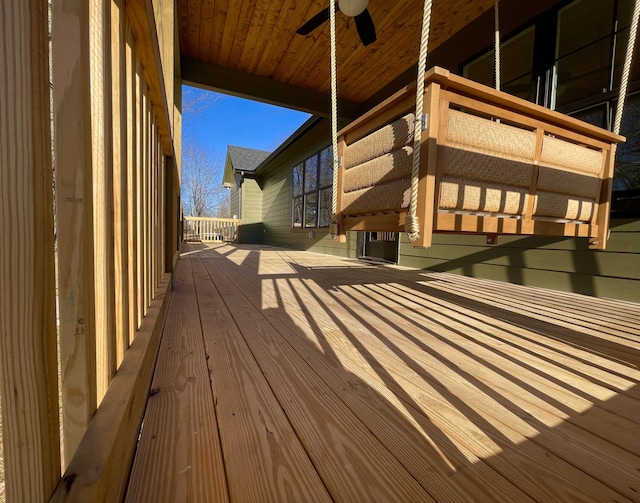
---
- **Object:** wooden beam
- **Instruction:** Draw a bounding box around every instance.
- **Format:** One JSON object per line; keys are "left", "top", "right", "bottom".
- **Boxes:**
{"left": 90, "top": 0, "right": 117, "bottom": 405}
{"left": 112, "top": 0, "right": 131, "bottom": 365}
{"left": 52, "top": 0, "right": 98, "bottom": 467}
{"left": 125, "top": 0, "right": 175, "bottom": 156}
{"left": 181, "top": 56, "right": 363, "bottom": 120}
{"left": 125, "top": 18, "right": 140, "bottom": 343}
{"left": 0, "top": 1, "right": 61, "bottom": 501}
{"left": 50, "top": 275, "right": 172, "bottom": 503}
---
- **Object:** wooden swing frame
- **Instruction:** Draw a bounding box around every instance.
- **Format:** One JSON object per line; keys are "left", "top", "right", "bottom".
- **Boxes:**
{"left": 332, "top": 67, "right": 625, "bottom": 249}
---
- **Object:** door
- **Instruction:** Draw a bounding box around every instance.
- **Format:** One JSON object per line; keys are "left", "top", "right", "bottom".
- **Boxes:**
{"left": 357, "top": 231, "right": 399, "bottom": 264}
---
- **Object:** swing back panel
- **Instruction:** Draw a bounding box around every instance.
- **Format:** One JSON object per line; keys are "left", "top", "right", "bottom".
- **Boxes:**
{"left": 335, "top": 67, "right": 624, "bottom": 249}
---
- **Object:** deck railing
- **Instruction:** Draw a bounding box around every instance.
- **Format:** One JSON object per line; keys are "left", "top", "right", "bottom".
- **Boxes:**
{"left": 183, "top": 216, "right": 241, "bottom": 242}
{"left": 1, "top": 1, "right": 179, "bottom": 502}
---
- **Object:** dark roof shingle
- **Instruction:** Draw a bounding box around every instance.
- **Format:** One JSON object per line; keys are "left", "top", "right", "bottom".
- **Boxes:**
{"left": 228, "top": 145, "right": 271, "bottom": 173}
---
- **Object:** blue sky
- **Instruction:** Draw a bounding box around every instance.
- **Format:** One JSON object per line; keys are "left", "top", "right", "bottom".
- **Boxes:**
{"left": 183, "top": 85, "right": 312, "bottom": 161}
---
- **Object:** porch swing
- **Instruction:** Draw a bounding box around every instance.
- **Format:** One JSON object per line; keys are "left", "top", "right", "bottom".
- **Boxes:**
{"left": 326, "top": 0, "right": 638, "bottom": 249}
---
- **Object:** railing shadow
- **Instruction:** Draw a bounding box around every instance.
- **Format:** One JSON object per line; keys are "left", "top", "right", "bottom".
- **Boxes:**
{"left": 168, "top": 244, "right": 640, "bottom": 502}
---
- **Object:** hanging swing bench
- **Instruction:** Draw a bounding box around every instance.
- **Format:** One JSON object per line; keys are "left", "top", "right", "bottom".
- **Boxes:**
{"left": 321, "top": 0, "right": 638, "bottom": 250}
{"left": 331, "top": 67, "right": 624, "bottom": 249}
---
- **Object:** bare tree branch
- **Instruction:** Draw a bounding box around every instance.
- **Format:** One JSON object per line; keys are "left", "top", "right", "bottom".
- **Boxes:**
{"left": 182, "top": 86, "right": 223, "bottom": 119}
{"left": 180, "top": 139, "right": 229, "bottom": 217}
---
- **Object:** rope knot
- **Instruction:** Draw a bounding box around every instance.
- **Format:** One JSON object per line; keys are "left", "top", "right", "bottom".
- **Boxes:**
{"left": 404, "top": 213, "right": 420, "bottom": 243}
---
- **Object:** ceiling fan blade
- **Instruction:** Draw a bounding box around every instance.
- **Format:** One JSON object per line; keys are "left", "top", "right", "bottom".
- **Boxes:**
{"left": 296, "top": 6, "right": 332, "bottom": 36}
{"left": 354, "top": 9, "right": 376, "bottom": 46}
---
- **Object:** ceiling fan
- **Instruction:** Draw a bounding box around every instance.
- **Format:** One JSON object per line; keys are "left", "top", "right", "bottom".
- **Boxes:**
{"left": 296, "top": 0, "right": 377, "bottom": 46}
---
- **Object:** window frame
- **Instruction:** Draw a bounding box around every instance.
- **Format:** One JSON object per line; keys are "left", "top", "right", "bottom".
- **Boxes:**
{"left": 461, "top": 0, "right": 640, "bottom": 212}
{"left": 291, "top": 146, "right": 333, "bottom": 229}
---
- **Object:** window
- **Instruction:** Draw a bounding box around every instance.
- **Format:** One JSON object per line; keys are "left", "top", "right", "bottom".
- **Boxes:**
{"left": 292, "top": 146, "right": 333, "bottom": 228}
{"left": 463, "top": 26, "right": 536, "bottom": 101}
{"left": 462, "top": 0, "right": 639, "bottom": 208}
{"left": 552, "top": 0, "right": 639, "bottom": 109}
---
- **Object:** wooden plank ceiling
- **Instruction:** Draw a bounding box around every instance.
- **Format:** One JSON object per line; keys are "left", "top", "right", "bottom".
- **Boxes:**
{"left": 178, "top": 0, "right": 496, "bottom": 116}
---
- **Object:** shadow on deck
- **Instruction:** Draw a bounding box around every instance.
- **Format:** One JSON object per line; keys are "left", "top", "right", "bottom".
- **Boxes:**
{"left": 125, "top": 243, "right": 640, "bottom": 502}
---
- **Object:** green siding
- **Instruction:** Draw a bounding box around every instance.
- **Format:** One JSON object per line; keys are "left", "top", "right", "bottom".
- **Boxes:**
{"left": 240, "top": 178, "right": 264, "bottom": 243}
{"left": 397, "top": 218, "right": 640, "bottom": 302}
{"left": 261, "top": 159, "right": 358, "bottom": 256}
{"left": 229, "top": 175, "right": 240, "bottom": 219}
{"left": 259, "top": 118, "right": 358, "bottom": 258}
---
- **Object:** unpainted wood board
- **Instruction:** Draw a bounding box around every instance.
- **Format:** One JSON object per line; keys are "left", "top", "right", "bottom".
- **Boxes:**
{"left": 292, "top": 258, "right": 640, "bottom": 406}
{"left": 141, "top": 88, "right": 150, "bottom": 313}
{"left": 125, "top": 262, "right": 227, "bottom": 503}
{"left": 398, "top": 253, "right": 640, "bottom": 304}
{"left": 135, "top": 52, "right": 145, "bottom": 326}
{"left": 51, "top": 275, "right": 171, "bottom": 503}
{"left": 272, "top": 250, "right": 639, "bottom": 502}
{"left": 421, "top": 281, "right": 640, "bottom": 361}
{"left": 253, "top": 0, "right": 315, "bottom": 77}
{"left": 424, "top": 270, "right": 640, "bottom": 330}
{"left": 209, "top": 253, "right": 532, "bottom": 503}
{"left": 112, "top": 0, "right": 130, "bottom": 366}
{"left": 340, "top": 281, "right": 640, "bottom": 500}
{"left": 201, "top": 257, "right": 435, "bottom": 502}
{"left": 90, "top": 0, "right": 117, "bottom": 403}
{"left": 209, "top": 247, "right": 632, "bottom": 502}
{"left": 124, "top": 0, "right": 174, "bottom": 154}
{"left": 374, "top": 279, "right": 640, "bottom": 389}
{"left": 51, "top": 0, "right": 99, "bottom": 464}
{"left": 414, "top": 266, "right": 640, "bottom": 334}
{"left": 125, "top": 20, "right": 139, "bottom": 342}
{"left": 190, "top": 259, "right": 333, "bottom": 502}
{"left": 0, "top": 0, "right": 61, "bottom": 499}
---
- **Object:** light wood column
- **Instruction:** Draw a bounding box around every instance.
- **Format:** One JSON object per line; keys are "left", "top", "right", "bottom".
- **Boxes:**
{"left": 0, "top": 1, "right": 61, "bottom": 500}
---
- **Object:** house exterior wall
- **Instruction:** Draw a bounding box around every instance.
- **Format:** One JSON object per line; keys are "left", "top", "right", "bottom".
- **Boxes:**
{"left": 230, "top": 173, "right": 241, "bottom": 218}
{"left": 253, "top": 1, "right": 639, "bottom": 302}
{"left": 397, "top": 219, "right": 639, "bottom": 302}
{"left": 260, "top": 118, "right": 359, "bottom": 256}
{"left": 261, "top": 162, "right": 359, "bottom": 256}
{"left": 239, "top": 177, "right": 264, "bottom": 243}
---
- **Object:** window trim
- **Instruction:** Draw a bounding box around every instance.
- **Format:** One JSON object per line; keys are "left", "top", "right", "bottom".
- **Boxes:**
{"left": 291, "top": 146, "right": 333, "bottom": 229}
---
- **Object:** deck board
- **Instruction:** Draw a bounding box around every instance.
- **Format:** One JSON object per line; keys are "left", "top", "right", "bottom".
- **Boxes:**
{"left": 125, "top": 259, "right": 228, "bottom": 503}
{"left": 127, "top": 244, "right": 640, "bottom": 502}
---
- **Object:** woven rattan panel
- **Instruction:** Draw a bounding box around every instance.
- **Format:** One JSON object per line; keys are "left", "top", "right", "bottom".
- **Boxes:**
{"left": 537, "top": 166, "right": 602, "bottom": 200}
{"left": 535, "top": 191, "right": 594, "bottom": 221}
{"left": 342, "top": 178, "right": 411, "bottom": 215}
{"left": 344, "top": 113, "right": 414, "bottom": 169}
{"left": 439, "top": 176, "right": 531, "bottom": 215}
{"left": 342, "top": 146, "right": 413, "bottom": 193}
{"left": 441, "top": 147, "right": 533, "bottom": 187}
{"left": 540, "top": 136, "right": 604, "bottom": 176}
{"left": 445, "top": 109, "right": 537, "bottom": 161}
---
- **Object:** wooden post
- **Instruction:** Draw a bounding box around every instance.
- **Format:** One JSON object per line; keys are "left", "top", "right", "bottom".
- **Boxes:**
{"left": 135, "top": 53, "right": 145, "bottom": 327}
{"left": 52, "top": 0, "right": 100, "bottom": 467}
{"left": 0, "top": 1, "right": 61, "bottom": 500}
{"left": 589, "top": 145, "right": 616, "bottom": 250}
{"left": 165, "top": 157, "right": 176, "bottom": 273}
{"left": 91, "top": 0, "right": 117, "bottom": 402}
{"left": 125, "top": 19, "right": 140, "bottom": 343}
{"left": 112, "top": 0, "right": 130, "bottom": 365}
{"left": 413, "top": 83, "right": 442, "bottom": 248}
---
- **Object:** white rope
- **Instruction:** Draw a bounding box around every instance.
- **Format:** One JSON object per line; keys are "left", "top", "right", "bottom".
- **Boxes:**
{"left": 330, "top": 0, "right": 340, "bottom": 239}
{"left": 494, "top": 0, "right": 501, "bottom": 91}
{"left": 613, "top": 0, "right": 639, "bottom": 135}
{"left": 405, "top": 0, "right": 433, "bottom": 243}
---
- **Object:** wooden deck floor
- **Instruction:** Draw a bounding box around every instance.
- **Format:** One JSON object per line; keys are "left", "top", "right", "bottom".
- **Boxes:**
{"left": 125, "top": 244, "right": 640, "bottom": 503}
